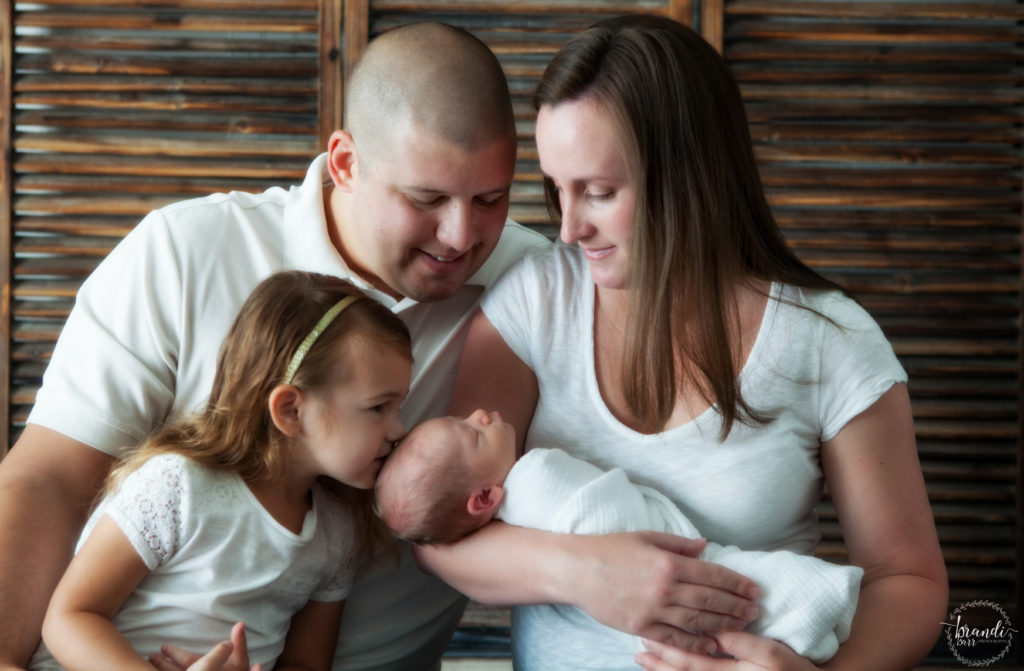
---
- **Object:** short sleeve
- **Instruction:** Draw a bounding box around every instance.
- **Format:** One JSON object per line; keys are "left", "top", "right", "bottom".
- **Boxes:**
{"left": 816, "top": 294, "right": 908, "bottom": 442}
{"left": 100, "top": 454, "right": 190, "bottom": 570}
{"left": 479, "top": 252, "right": 542, "bottom": 370}
{"left": 27, "top": 211, "right": 185, "bottom": 456}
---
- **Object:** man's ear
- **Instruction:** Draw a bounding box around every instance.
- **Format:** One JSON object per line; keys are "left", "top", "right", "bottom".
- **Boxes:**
{"left": 466, "top": 485, "right": 505, "bottom": 517}
{"left": 326, "top": 129, "right": 358, "bottom": 192}
{"left": 268, "top": 384, "right": 303, "bottom": 437}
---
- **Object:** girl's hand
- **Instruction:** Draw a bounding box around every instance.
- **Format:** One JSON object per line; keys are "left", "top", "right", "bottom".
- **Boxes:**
{"left": 636, "top": 632, "right": 817, "bottom": 671}
{"left": 149, "top": 622, "right": 262, "bottom": 671}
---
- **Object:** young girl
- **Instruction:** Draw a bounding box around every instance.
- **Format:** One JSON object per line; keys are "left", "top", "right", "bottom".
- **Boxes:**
{"left": 30, "top": 270, "right": 412, "bottom": 671}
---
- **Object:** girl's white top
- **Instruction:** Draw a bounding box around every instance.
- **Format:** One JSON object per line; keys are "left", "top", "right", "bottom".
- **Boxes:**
{"left": 30, "top": 453, "right": 356, "bottom": 670}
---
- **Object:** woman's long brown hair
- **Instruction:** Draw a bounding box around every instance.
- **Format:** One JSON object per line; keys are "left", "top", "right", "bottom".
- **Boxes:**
{"left": 535, "top": 15, "right": 845, "bottom": 438}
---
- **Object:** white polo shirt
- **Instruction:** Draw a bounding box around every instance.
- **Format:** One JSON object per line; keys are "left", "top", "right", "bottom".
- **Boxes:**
{"left": 28, "top": 153, "right": 550, "bottom": 670}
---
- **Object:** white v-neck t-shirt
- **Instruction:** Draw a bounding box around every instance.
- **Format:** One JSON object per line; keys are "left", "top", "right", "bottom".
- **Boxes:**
{"left": 482, "top": 243, "right": 907, "bottom": 555}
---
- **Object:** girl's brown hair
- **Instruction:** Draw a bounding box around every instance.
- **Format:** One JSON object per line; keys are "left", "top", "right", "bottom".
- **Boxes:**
{"left": 535, "top": 15, "right": 845, "bottom": 438}
{"left": 108, "top": 270, "right": 411, "bottom": 559}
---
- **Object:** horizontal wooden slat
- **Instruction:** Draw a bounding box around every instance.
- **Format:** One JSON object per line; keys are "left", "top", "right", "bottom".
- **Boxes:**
{"left": 13, "top": 93, "right": 316, "bottom": 114}
{"left": 20, "top": 0, "right": 315, "bottom": 9}
{"left": 15, "top": 109, "right": 313, "bottom": 135}
{"left": 14, "top": 175, "right": 282, "bottom": 198}
{"left": 16, "top": 34, "right": 314, "bottom": 53}
{"left": 371, "top": 1, "right": 669, "bottom": 13}
{"left": 725, "top": 2, "right": 1024, "bottom": 21}
{"left": 14, "top": 10, "right": 318, "bottom": 33}
{"left": 14, "top": 134, "right": 316, "bottom": 158}
{"left": 728, "top": 19, "right": 1021, "bottom": 45}
{"left": 14, "top": 155, "right": 311, "bottom": 179}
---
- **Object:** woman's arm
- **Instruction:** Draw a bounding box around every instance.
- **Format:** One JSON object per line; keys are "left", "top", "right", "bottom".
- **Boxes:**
{"left": 424, "top": 311, "right": 761, "bottom": 653}
{"left": 41, "top": 515, "right": 155, "bottom": 671}
{"left": 635, "top": 383, "right": 948, "bottom": 671}
{"left": 818, "top": 382, "right": 948, "bottom": 670}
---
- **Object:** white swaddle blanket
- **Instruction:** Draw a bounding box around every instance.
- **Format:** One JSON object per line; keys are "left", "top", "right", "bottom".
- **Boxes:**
{"left": 497, "top": 448, "right": 862, "bottom": 670}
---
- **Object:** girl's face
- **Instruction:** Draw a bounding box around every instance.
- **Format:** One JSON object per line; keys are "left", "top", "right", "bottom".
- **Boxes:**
{"left": 298, "top": 334, "right": 411, "bottom": 489}
{"left": 536, "top": 97, "right": 637, "bottom": 290}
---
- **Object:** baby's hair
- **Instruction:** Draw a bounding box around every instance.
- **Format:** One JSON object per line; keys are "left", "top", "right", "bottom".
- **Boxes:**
{"left": 107, "top": 270, "right": 411, "bottom": 559}
{"left": 375, "top": 419, "right": 483, "bottom": 545}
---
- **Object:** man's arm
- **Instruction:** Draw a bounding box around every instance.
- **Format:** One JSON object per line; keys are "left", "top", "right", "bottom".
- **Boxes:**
{"left": 0, "top": 425, "right": 114, "bottom": 670}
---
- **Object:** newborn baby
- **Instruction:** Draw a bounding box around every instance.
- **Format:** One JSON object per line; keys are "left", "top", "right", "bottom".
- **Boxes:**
{"left": 375, "top": 409, "right": 862, "bottom": 666}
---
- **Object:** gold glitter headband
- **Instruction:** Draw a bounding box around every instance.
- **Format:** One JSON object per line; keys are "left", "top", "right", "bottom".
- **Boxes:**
{"left": 283, "top": 295, "right": 360, "bottom": 384}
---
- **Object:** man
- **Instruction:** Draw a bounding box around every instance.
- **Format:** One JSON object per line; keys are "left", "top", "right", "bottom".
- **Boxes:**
{"left": 0, "top": 23, "right": 547, "bottom": 671}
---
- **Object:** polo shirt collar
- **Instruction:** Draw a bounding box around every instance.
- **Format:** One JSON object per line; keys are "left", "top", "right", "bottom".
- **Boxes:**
{"left": 281, "top": 153, "right": 500, "bottom": 312}
{"left": 281, "top": 154, "right": 409, "bottom": 310}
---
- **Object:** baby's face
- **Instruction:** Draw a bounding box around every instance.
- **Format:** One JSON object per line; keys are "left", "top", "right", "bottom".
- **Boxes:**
{"left": 432, "top": 409, "right": 517, "bottom": 483}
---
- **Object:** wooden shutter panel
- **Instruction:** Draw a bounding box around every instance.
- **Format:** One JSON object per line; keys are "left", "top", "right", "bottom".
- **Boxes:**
{"left": 7, "top": 0, "right": 320, "bottom": 443}
{"left": 719, "top": 0, "right": 1022, "bottom": 651}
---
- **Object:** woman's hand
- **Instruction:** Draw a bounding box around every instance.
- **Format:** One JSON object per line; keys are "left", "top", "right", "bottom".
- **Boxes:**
{"left": 418, "top": 524, "right": 762, "bottom": 656}
{"left": 636, "top": 632, "right": 816, "bottom": 671}
{"left": 149, "top": 622, "right": 262, "bottom": 671}
{"left": 570, "top": 532, "right": 761, "bottom": 654}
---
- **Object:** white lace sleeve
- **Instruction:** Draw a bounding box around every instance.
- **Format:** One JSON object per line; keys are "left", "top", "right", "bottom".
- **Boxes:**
{"left": 100, "top": 453, "right": 190, "bottom": 570}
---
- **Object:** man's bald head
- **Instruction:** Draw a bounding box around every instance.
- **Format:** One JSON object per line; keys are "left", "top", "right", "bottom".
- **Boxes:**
{"left": 344, "top": 23, "right": 516, "bottom": 161}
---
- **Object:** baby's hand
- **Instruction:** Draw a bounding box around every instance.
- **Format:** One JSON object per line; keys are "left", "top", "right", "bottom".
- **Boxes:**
{"left": 149, "top": 622, "right": 262, "bottom": 671}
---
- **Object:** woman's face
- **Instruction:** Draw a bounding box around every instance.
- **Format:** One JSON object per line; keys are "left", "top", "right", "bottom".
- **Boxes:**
{"left": 536, "top": 97, "right": 637, "bottom": 290}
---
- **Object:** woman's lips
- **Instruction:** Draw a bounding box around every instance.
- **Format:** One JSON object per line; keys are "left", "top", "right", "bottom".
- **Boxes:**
{"left": 582, "top": 246, "right": 615, "bottom": 262}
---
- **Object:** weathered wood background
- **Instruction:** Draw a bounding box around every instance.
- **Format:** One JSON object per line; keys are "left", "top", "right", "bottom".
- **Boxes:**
{"left": 1, "top": 0, "right": 1020, "bottom": 664}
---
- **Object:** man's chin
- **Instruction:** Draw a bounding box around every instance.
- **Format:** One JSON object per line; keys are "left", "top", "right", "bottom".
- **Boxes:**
{"left": 400, "top": 276, "right": 468, "bottom": 303}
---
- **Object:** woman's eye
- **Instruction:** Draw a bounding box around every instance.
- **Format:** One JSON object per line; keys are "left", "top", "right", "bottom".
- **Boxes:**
{"left": 586, "top": 191, "right": 613, "bottom": 201}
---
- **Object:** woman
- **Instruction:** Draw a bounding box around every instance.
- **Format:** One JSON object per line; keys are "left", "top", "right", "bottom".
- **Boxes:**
{"left": 423, "top": 14, "right": 947, "bottom": 670}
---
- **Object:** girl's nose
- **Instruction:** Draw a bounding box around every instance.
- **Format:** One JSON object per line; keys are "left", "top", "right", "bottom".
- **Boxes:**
{"left": 386, "top": 416, "right": 405, "bottom": 442}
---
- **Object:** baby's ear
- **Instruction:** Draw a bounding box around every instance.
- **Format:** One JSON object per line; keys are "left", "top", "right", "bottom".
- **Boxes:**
{"left": 467, "top": 485, "right": 505, "bottom": 517}
{"left": 268, "top": 384, "right": 303, "bottom": 437}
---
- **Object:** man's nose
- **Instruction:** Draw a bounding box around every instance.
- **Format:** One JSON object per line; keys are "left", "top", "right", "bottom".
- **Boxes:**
{"left": 435, "top": 201, "right": 475, "bottom": 252}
